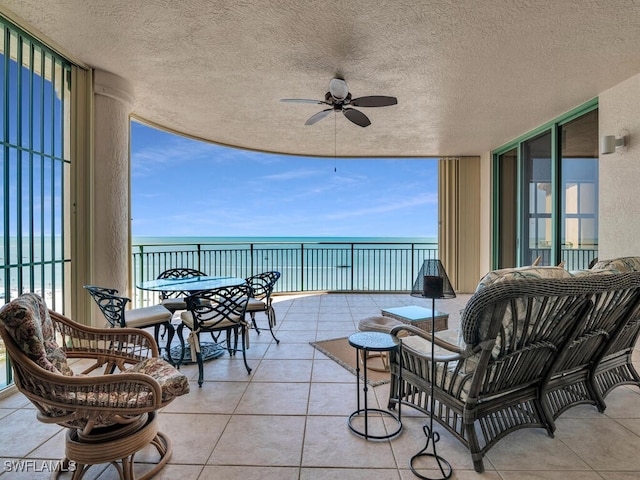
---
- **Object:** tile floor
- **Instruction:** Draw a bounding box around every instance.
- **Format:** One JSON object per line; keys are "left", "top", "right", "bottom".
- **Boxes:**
{"left": 1, "top": 292, "right": 640, "bottom": 479}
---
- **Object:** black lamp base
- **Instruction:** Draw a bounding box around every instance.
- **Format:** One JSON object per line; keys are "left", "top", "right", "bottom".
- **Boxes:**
{"left": 409, "top": 425, "right": 452, "bottom": 480}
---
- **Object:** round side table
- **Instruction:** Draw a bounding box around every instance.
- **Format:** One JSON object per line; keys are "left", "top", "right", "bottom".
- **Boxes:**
{"left": 347, "top": 331, "right": 403, "bottom": 440}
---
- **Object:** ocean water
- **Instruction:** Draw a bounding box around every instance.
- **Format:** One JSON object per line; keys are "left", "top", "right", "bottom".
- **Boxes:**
{"left": 131, "top": 236, "right": 439, "bottom": 298}
{"left": 132, "top": 236, "right": 438, "bottom": 246}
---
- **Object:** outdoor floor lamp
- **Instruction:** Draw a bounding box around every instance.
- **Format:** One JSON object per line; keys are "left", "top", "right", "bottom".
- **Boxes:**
{"left": 409, "top": 259, "right": 456, "bottom": 480}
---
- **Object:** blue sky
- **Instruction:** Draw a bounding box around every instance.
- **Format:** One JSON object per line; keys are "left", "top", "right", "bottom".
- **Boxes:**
{"left": 130, "top": 121, "right": 438, "bottom": 238}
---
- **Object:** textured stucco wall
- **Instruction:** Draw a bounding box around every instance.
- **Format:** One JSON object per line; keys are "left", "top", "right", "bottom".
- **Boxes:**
{"left": 598, "top": 73, "right": 640, "bottom": 260}
{"left": 92, "top": 71, "right": 133, "bottom": 294}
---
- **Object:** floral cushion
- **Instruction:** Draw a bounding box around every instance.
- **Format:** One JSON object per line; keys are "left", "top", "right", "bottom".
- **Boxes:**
{"left": 590, "top": 256, "right": 640, "bottom": 273}
{"left": 126, "top": 357, "right": 190, "bottom": 402}
{"left": 0, "top": 293, "right": 73, "bottom": 376}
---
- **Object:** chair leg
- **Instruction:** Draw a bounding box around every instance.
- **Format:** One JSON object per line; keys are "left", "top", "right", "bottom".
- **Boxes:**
{"left": 196, "top": 349, "right": 204, "bottom": 387}
{"left": 240, "top": 326, "right": 252, "bottom": 374}
{"left": 266, "top": 306, "right": 280, "bottom": 344}
{"left": 176, "top": 324, "right": 187, "bottom": 369}
{"left": 250, "top": 312, "right": 261, "bottom": 334}
{"left": 162, "top": 322, "right": 176, "bottom": 365}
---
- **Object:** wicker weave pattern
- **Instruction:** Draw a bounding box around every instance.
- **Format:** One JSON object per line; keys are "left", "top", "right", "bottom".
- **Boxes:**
{"left": 388, "top": 271, "right": 640, "bottom": 473}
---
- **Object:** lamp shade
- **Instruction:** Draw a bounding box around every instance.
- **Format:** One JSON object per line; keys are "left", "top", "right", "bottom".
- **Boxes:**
{"left": 411, "top": 259, "right": 456, "bottom": 299}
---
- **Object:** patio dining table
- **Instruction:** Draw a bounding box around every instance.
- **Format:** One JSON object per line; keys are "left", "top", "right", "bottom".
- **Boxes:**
{"left": 136, "top": 275, "right": 247, "bottom": 293}
{"left": 136, "top": 275, "right": 248, "bottom": 364}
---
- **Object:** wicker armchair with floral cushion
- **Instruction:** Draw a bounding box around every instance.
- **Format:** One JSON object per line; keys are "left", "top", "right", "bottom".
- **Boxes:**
{"left": 0, "top": 293, "right": 190, "bottom": 480}
{"left": 388, "top": 270, "right": 640, "bottom": 473}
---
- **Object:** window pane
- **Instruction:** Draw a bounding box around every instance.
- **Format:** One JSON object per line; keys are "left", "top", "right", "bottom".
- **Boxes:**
{"left": 560, "top": 109, "right": 598, "bottom": 269}
{"left": 522, "top": 131, "right": 552, "bottom": 266}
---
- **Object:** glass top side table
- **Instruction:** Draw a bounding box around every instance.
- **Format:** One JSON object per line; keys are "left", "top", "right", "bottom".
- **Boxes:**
{"left": 347, "top": 331, "right": 403, "bottom": 440}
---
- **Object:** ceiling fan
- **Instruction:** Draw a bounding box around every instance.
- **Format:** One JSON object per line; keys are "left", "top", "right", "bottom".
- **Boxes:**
{"left": 281, "top": 78, "right": 397, "bottom": 127}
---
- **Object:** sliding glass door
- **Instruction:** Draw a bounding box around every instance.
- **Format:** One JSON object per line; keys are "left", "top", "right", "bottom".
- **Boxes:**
{"left": 493, "top": 102, "right": 598, "bottom": 270}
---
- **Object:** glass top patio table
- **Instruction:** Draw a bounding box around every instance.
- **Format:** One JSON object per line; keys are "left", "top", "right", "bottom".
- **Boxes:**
{"left": 137, "top": 275, "right": 248, "bottom": 365}
{"left": 136, "top": 275, "right": 247, "bottom": 292}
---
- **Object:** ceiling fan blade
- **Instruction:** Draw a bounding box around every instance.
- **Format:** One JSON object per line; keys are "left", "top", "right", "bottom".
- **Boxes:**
{"left": 305, "top": 108, "right": 333, "bottom": 125}
{"left": 343, "top": 108, "right": 371, "bottom": 127}
{"left": 281, "top": 98, "right": 327, "bottom": 104}
{"left": 350, "top": 95, "right": 398, "bottom": 107}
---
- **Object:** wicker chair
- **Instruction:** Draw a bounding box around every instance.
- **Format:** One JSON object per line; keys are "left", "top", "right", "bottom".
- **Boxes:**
{"left": 156, "top": 268, "right": 208, "bottom": 313}
{"left": 0, "top": 293, "right": 190, "bottom": 480}
{"left": 178, "top": 284, "right": 252, "bottom": 387}
{"left": 245, "top": 271, "right": 281, "bottom": 343}
{"left": 388, "top": 274, "right": 640, "bottom": 473}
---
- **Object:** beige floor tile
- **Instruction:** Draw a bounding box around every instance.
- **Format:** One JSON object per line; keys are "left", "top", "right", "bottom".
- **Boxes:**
{"left": 498, "top": 472, "right": 603, "bottom": 479}
{"left": 25, "top": 429, "right": 66, "bottom": 460}
{"left": 601, "top": 386, "right": 640, "bottom": 418}
{"left": 599, "top": 472, "right": 640, "bottom": 480}
{"left": 484, "top": 426, "right": 590, "bottom": 471}
{"left": 302, "top": 415, "right": 398, "bottom": 468}
{"left": 0, "top": 410, "right": 61, "bottom": 458}
{"left": 315, "top": 330, "right": 357, "bottom": 341}
{"left": 162, "top": 381, "right": 247, "bottom": 414}
{"left": 301, "top": 467, "right": 401, "bottom": 480}
{"left": 145, "top": 464, "right": 204, "bottom": 479}
{"left": 250, "top": 359, "right": 313, "bottom": 382}
{"left": 399, "top": 470, "right": 500, "bottom": 480}
{"left": 311, "top": 358, "right": 360, "bottom": 383}
{"left": 0, "top": 392, "right": 31, "bottom": 409}
{"left": 308, "top": 382, "right": 376, "bottom": 416}
{"left": 0, "top": 463, "right": 65, "bottom": 479}
{"left": 276, "top": 329, "right": 319, "bottom": 343}
{"left": 157, "top": 412, "right": 229, "bottom": 464}
{"left": 197, "top": 355, "right": 256, "bottom": 382}
{"left": 207, "top": 415, "right": 306, "bottom": 466}
{"left": 555, "top": 417, "right": 640, "bottom": 471}
{"left": 262, "top": 342, "right": 316, "bottom": 360}
{"left": 200, "top": 465, "right": 299, "bottom": 480}
{"left": 235, "top": 382, "right": 310, "bottom": 415}
{"left": 617, "top": 418, "right": 640, "bottom": 436}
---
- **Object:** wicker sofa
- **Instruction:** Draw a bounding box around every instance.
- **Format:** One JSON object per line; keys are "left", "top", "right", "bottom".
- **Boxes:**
{"left": 388, "top": 265, "right": 640, "bottom": 473}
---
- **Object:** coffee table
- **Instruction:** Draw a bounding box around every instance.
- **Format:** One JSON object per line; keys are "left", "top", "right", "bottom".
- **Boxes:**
{"left": 381, "top": 305, "right": 449, "bottom": 332}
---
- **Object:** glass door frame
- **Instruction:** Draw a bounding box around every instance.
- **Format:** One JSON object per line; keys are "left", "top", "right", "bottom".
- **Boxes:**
{"left": 491, "top": 98, "right": 599, "bottom": 270}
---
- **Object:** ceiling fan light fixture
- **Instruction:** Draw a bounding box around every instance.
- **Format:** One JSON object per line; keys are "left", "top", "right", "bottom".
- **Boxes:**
{"left": 329, "top": 78, "right": 349, "bottom": 100}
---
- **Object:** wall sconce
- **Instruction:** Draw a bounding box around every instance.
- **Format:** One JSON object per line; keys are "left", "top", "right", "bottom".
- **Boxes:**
{"left": 601, "top": 134, "right": 628, "bottom": 154}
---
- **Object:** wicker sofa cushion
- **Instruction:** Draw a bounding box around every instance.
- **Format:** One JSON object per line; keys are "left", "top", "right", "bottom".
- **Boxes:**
{"left": 0, "top": 293, "right": 73, "bottom": 376}
{"left": 590, "top": 256, "right": 640, "bottom": 272}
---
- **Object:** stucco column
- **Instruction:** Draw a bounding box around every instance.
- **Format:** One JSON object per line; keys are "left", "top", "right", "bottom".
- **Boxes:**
{"left": 92, "top": 70, "right": 134, "bottom": 294}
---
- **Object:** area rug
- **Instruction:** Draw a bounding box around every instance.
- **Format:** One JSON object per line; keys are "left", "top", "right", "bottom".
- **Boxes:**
{"left": 310, "top": 337, "right": 391, "bottom": 386}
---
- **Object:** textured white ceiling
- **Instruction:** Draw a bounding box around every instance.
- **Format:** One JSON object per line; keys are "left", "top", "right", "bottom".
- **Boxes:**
{"left": 3, "top": 0, "right": 640, "bottom": 157}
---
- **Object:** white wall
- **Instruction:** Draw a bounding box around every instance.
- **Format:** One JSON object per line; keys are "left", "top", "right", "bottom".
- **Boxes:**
{"left": 598, "top": 73, "right": 640, "bottom": 260}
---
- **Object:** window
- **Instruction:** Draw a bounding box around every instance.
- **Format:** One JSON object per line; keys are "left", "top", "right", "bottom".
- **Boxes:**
{"left": 0, "top": 18, "right": 72, "bottom": 388}
{"left": 493, "top": 102, "right": 598, "bottom": 270}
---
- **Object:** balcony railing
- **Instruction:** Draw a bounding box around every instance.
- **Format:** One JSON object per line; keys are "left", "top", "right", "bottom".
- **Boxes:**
{"left": 132, "top": 240, "right": 438, "bottom": 307}
{"left": 131, "top": 240, "right": 599, "bottom": 307}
